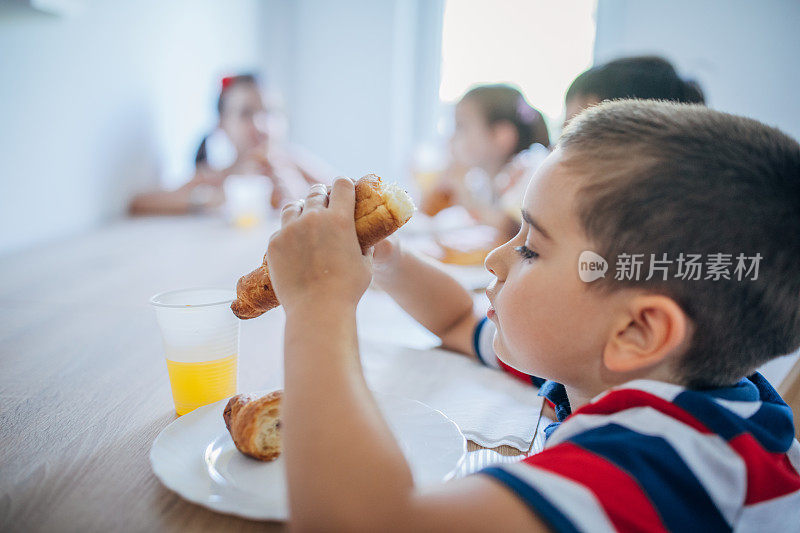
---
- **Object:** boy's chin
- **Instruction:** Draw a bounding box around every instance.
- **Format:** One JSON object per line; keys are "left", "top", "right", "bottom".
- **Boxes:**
{"left": 493, "top": 336, "right": 557, "bottom": 378}
{"left": 496, "top": 353, "right": 534, "bottom": 375}
{"left": 493, "top": 336, "right": 534, "bottom": 375}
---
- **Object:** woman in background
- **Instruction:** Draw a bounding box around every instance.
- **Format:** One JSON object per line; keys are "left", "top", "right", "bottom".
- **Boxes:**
{"left": 421, "top": 84, "right": 551, "bottom": 241}
{"left": 130, "top": 74, "right": 330, "bottom": 215}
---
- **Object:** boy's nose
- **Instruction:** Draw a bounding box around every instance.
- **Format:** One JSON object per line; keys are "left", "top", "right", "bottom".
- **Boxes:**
{"left": 485, "top": 245, "right": 504, "bottom": 280}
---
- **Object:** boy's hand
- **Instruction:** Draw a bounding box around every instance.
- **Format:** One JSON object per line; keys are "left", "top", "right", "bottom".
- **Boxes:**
{"left": 267, "top": 178, "right": 372, "bottom": 312}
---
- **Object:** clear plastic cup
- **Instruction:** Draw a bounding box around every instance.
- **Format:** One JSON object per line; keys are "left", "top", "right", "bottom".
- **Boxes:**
{"left": 150, "top": 288, "right": 240, "bottom": 415}
{"left": 223, "top": 175, "right": 270, "bottom": 228}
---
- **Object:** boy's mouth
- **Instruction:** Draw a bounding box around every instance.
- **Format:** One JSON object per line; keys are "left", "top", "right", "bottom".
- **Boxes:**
{"left": 485, "top": 286, "right": 496, "bottom": 304}
{"left": 485, "top": 287, "right": 497, "bottom": 319}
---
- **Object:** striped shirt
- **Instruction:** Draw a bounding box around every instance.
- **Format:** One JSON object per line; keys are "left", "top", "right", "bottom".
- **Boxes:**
{"left": 472, "top": 317, "right": 800, "bottom": 531}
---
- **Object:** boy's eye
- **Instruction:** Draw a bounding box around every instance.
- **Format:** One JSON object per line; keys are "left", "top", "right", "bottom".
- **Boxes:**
{"left": 514, "top": 245, "right": 539, "bottom": 261}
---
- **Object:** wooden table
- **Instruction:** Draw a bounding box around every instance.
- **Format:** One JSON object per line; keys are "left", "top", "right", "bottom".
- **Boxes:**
{"left": 0, "top": 216, "right": 542, "bottom": 532}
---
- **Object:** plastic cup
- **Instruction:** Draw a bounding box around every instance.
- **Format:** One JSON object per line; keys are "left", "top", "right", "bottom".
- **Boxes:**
{"left": 150, "top": 288, "right": 240, "bottom": 416}
{"left": 223, "top": 175, "right": 270, "bottom": 228}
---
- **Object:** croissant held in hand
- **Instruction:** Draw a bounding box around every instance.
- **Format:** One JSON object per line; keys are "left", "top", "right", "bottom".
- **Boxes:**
{"left": 230, "top": 174, "right": 415, "bottom": 319}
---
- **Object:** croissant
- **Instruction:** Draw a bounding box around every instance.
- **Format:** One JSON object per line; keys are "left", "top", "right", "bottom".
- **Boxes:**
{"left": 230, "top": 174, "right": 415, "bottom": 319}
{"left": 223, "top": 391, "right": 283, "bottom": 461}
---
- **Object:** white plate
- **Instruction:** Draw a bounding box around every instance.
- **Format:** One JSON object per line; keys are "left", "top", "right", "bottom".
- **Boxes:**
{"left": 150, "top": 391, "right": 467, "bottom": 521}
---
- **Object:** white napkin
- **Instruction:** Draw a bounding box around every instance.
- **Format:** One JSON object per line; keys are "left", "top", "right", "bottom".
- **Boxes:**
{"left": 360, "top": 340, "right": 544, "bottom": 451}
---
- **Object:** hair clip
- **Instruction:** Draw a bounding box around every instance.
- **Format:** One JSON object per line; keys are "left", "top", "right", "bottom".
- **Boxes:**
{"left": 516, "top": 97, "right": 537, "bottom": 123}
{"left": 221, "top": 76, "right": 235, "bottom": 90}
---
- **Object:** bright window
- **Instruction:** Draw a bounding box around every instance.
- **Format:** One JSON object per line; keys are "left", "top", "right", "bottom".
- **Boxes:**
{"left": 439, "top": 0, "right": 597, "bottom": 125}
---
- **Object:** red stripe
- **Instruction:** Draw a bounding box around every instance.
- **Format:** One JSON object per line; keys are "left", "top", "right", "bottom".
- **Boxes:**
{"left": 573, "top": 389, "right": 713, "bottom": 434}
{"left": 727, "top": 433, "right": 800, "bottom": 504}
{"left": 496, "top": 357, "right": 535, "bottom": 385}
{"left": 524, "top": 443, "right": 668, "bottom": 532}
{"left": 575, "top": 389, "right": 800, "bottom": 505}
{"left": 784, "top": 454, "right": 800, "bottom": 477}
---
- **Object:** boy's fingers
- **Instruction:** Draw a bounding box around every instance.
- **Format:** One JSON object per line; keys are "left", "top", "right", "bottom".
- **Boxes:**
{"left": 328, "top": 177, "right": 355, "bottom": 215}
{"left": 304, "top": 183, "right": 329, "bottom": 211}
{"left": 281, "top": 199, "right": 303, "bottom": 226}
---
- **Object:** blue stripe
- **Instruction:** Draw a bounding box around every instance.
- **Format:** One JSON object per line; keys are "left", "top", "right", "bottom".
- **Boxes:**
{"left": 673, "top": 390, "right": 793, "bottom": 453}
{"left": 530, "top": 375, "right": 547, "bottom": 387}
{"left": 480, "top": 467, "right": 580, "bottom": 533}
{"left": 567, "top": 424, "right": 730, "bottom": 532}
{"left": 744, "top": 402, "right": 795, "bottom": 452}
{"left": 543, "top": 421, "right": 562, "bottom": 441}
{"left": 672, "top": 373, "right": 794, "bottom": 453}
{"left": 539, "top": 380, "right": 571, "bottom": 421}
{"left": 744, "top": 373, "right": 795, "bottom": 451}
{"left": 473, "top": 316, "right": 489, "bottom": 365}
{"left": 673, "top": 391, "right": 746, "bottom": 441}
{"left": 697, "top": 376, "right": 759, "bottom": 401}
{"left": 748, "top": 372, "right": 786, "bottom": 405}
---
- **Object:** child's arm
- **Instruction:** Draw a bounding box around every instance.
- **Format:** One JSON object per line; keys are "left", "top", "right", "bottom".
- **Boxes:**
{"left": 372, "top": 238, "right": 480, "bottom": 357}
{"left": 267, "top": 179, "right": 547, "bottom": 531}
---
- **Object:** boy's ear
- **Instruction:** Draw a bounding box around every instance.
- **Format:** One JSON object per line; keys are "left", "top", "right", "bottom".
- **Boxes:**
{"left": 603, "top": 295, "right": 691, "bottom": 374}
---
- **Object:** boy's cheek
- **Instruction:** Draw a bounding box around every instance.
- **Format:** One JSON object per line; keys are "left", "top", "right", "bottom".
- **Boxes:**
{"left": 496, "top": 301, "right": 553, "bottom": 368}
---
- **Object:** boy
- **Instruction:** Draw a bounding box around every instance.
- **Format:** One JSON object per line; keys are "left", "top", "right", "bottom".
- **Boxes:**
{"left": 266, "top": 100, "right": 800, "bottom": 531}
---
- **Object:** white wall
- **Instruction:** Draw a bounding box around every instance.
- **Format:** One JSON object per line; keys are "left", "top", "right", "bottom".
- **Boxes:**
{"left": 266, "top": 0, "right": 444, "bottom": 184}
{"left": 0, "top": 0, "right": 263, "bottom": 254}
{"left": 594, "top": 0, "right": 800, "bottom": 141}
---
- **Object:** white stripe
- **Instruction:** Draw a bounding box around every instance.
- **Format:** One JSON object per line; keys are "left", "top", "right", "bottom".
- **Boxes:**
{"left": 787, "top": 439, "right": 800, "bottom": 473}
{"left": 734, "top": 488, "right": 800, "bottom": 532}
{"left": 610, "top": 379, "right": 685, "bottom": 402}
{"left": 501, "top": 462, "right": 617, "bottom": 533}
{"left": 476, "top": 320, "right": 500, "bottom": 369}
{"left": 547, "top": 407, "right": 746, "bottom": 525}
{"left": 713, "top": 398, "right": 763, "bottom": 419}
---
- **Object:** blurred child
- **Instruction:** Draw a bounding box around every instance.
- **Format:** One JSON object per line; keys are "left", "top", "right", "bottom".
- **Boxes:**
{"left": 486, "top": 55, "right": 711, "bottom": 412}
{"left": 421, "top": 84, "right": 550, "bottom": 241}
{"left": 129, "top": 74, "right": 330, "bottom": 216}
{"left": 267, "top": 100, "right": 800, "bottom": 530}
{"left": 564, "top": 55, "right": 705, "bottom": 123}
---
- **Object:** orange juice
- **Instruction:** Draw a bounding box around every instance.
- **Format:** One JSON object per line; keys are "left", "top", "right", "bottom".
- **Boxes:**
{"left": 413, "top": 170, "right": 440, "bottom": 193}
{"left": 166, "top": 354, "right": 238, "bottom": 415}
{"left": 233, "top": 213, "right": 260, "bottom": 228}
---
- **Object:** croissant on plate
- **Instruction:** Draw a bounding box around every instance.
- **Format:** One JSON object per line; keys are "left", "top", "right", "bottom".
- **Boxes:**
{"left": 223, "top": 391, "right": 283, "bottom": 461}
{"left": 230, "top": 174, "right": 415, "bottom": 319}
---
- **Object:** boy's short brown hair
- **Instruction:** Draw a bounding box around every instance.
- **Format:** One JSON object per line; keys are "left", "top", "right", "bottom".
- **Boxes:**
{"left": 560, "top": 100, "right": 800, "bottom": 387}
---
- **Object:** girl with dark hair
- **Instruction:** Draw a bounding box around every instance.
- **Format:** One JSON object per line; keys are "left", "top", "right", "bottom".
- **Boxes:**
{"left": 564, "top": 55, "right": 705, "bottom": 123}
{"left": 130, "top": 74, "right": 330, "bottom": 215}
{"left": 421, "top": 84, "right": 551, "bottom": 242}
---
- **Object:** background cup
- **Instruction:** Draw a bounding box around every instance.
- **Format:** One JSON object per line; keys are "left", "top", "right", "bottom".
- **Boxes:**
{"left": 223, "top": 175, "right": 270, "bottom": 228}
{"left": 150, "top": 288, "right": 240, "bottom": 415}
